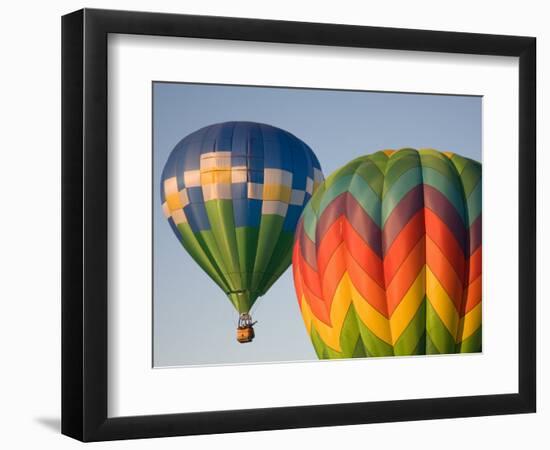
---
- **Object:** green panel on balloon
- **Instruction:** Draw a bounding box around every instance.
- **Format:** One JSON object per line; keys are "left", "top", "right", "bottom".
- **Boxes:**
{"left": 204, "top": 199, "right": 243, "bottom": 289}
{"left": 250, "top": 214, "right": 286, "bottom": 295}
{"left": 426, "top": 299, "right": 456, "bottom": 354}
{"left": 356, "top": 318, "right": 394, "bottom": 358}
{"left": 259, "top": 231, "right": 295, "bottom": 295}
{"left": 337, "top": 305, "right": 364, "bottom": 358}
{"left": 176, "top": 223, "right": 227, "bottom": 291}
{"left": 235, "top": 226, "right": 259, "bottom": 290}
{"left": 393, "top": 299, "right": 427, "bottom": 356}
{"left": 457, "top": 327, "right": 482, "bottom": 353}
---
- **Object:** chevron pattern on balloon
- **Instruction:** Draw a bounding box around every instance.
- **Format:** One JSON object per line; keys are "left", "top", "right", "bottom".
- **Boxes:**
{"left": 292, "top": 149, "right": 482, "bottom": 359}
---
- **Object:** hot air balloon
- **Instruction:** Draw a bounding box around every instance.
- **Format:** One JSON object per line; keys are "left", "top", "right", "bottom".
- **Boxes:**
{"left": 161, "top": 121, "right": 323, "bottom": 343}
{"left": 292, "top": 149, "right": 481, "bottom": 358}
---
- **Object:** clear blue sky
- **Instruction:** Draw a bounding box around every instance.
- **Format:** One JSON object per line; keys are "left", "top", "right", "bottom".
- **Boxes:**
{"left": 153, "top": 82, "right": 481, "bottom": 367}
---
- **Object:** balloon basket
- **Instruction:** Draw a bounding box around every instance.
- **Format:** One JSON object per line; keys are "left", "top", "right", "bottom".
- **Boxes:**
{"left": 236, "top": 313, "right": 256, "bottom": 344}
{"left": 236, "top": 326, "right": 255, "bottom": 343}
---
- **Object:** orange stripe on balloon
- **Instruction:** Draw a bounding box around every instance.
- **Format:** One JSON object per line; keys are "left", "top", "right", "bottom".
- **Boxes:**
{"left": 385, "top": 237, "right": 426, "bottom": 316}
{"left": 383, "top": 210, "right": 425, "bottom": 285}
{"left": 346, "top": 251, "right": 389, "bottom": 317}
{"left": 301, "top": 279, "right": 331, "bottom": 325}
{"left": 317, "top": 216, "right": 344, "bottom": 280}
{"left": 342, "top": 218, "right": 384, "bottom": 287}
{"left": 297, "top": 249, "right": 323, "bottom": 299}
{"left": 467, "top": 247, "right": 482, "bottom": 285}
{"left": 295, "top": 247, "right": 331, "bottom": 324}
{"left": 424, "top": 208, "right": 465, "bottom": 278}
{"left": 462, "top": 275, "right": 481, "bottom": 315}
{"left": 426, "top": 236, "right": 463, "bottom": 311}
{"left": 320, "top": 242, "right": 347, "bottom": 311}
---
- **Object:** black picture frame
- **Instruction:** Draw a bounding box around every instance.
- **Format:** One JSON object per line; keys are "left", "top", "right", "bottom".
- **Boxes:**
{"left": 61, "top": 8, "right": 536, "bottom": 442}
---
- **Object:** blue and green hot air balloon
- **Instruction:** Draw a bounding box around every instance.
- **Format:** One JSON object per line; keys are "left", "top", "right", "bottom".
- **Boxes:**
{"left": 161, "top": 122, "right": 323, "bottom": 342}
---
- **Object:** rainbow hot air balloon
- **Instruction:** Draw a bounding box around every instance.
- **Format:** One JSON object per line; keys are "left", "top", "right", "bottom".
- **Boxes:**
{"left": 161, "top": 122, "right": 323, "bottom": 343}
{"left": 292, "top": 149, "right": 481, "bottom": 358}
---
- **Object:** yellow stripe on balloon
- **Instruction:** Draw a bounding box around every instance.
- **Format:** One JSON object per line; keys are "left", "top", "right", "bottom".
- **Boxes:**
{"left": 426, "top": 266, "right": 459, "bottom": 339}
{"left": 165, "top": 192, "right": 183, "bottom": 211}
{"left": 389, "top": 267, "right": 426, "bottom": 344}
{"left": 262, "top": 184, "right": 292, "bottom": 203}
{"left": 456, "top": 302, "right": 482, "bottom": 343}
{"left": 301, "top": 273, "right": 353, "bottom": 352}
{"left": 349, "top": 281, "right": 392, "bottom": 345}
{"left": 164, "top": 177, "right": 183, "bottom": 211}
{"left": 200, "top": 169, "right": 231, "bottom": 185}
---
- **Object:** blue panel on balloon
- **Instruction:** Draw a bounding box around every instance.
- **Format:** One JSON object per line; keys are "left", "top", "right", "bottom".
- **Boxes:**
{"left": 185, "top": 203, "right": 210, "bottom": 232}
{"left": 182, "top": 138, "right": 202, "bottom": 171}
{"left": 186, "top": 186, "right": 204, "bottom": 203}
{"left": 283, "top": 205, "right": 303, "bottom": 232}
{"left": 231, "top": 183, "right": 247, "bottom": 199}
{"left": 291, "top": 144, "right": 308, "bottom": 190}
{"left": 231, "top": 155, "right": 248, "bottom": 167}
{"left": 247, "top": 169, "right": 264, "bottom": 184}
{"left": 261, "top": 125, "right": 286, "bottom": 170}
{"left": 214, "top": 122, "right": 235, "bottom": 151}
{"left": 230, "top": 122, "right": 250, "bottom": 156}
{"left": 233, "top": 199, "right": 262, "bottom": 228}
{"left": 247, "top": 157, "right": 265, "bottom": 172}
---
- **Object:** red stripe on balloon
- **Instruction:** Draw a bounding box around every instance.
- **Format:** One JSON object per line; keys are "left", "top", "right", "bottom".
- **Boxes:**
{"left": 426, "top": 237, "right": 463, "bottom": 311}
{"left": 317, "top": 216, "right": 344, "bottom": 281}
{"left": 383, "top": 210, "right": 425, "bottom": 285}
{"left": 469, "top": 215, "right": 482, "bottom": 256}
{"left": 343, "top": 218, "right": 384, "bottom": 288}
{"left": 467, "top": 247, "right": 482, "bottom": 284}
{"left": 385, "top": 237, "right": 426, "bottom": 316}
{"left": 382, "top": 184, "right": 424, "bottom": 253}
{"left": 320, "top": 242, "right": 347, "bottom": 312}
{"left": 424, "top": 208, "right": 466, "bottom": 277}
{"left": 423, "top": 185, "right": 467, "bottom": 254}
{"left": 346, "top": 251, "right": 389, "bottom": 317}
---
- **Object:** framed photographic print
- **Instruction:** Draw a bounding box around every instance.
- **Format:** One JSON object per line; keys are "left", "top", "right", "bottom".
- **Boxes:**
{"left": 61, "top": 8, "right": 536, "bottom": 442}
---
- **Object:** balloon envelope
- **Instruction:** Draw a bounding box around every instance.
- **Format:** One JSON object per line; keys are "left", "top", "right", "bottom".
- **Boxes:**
{"left": 292, "top": 149, "right": 481, "bottom": 358}
{"left": 161, "top": 121, "right": 323, "bottom": 314}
